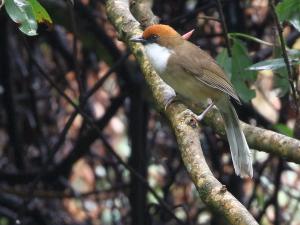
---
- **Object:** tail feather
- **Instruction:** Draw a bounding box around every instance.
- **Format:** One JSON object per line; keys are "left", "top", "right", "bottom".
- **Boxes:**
{"left": 217, "top": 100, "right": 253, "bottom": 178}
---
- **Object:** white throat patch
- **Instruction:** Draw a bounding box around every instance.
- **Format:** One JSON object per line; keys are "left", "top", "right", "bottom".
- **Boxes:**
{"left": 144, "top": 43, "right": 173, "bottom": 74}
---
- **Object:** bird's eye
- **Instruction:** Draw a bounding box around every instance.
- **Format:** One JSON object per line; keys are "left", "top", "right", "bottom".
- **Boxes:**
{"left": 148, "top": 34, "right": 159, "bottom": 42}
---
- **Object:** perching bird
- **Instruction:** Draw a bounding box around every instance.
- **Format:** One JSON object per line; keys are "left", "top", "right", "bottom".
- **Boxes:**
{"left": 131, "top": 24, "right": 253, "bottom": 178}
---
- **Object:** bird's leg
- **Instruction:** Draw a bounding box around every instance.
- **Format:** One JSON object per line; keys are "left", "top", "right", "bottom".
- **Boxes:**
{"left": 196, "top": 102, "right": 214, "bottom": 121}
{"left": 162, "top": 85, "right": 177, "bottom": 111}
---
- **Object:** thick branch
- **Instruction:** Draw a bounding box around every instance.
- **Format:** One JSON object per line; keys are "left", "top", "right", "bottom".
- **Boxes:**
{"left": 215, "top": 0, "right": 232, "bottom": 57}
{"left": 106, "top": 0, "right": 258, "bottom": 224}
{"left": 203, "top": 108, "right": 300, "bottom": 164}
{"left": 129, "top": 0, "right": 159, "bottom": 28}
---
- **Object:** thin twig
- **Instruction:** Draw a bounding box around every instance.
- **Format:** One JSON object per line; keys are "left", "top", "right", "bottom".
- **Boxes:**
{"left": 0, "top": 184, "right": 128, "bottom": 199}
{"left": 168, "top": 2, "right": 216, "bottom": 25}
{"left": 247, "top": 156, "right": 272, "bottom": 208}
{"left": 14, "top": 45, "right": 128, "bottom": 222}
{"left": 66, "top": 0, "right": 84, "bottom": 101}
{"left": 256, "top": 159, "right": 284, "bottom": 223}
{"left": 270, "top": 1, "right": 299, "bottom": 114}
{"left": 50, "top": 52, "right": 130, "bottom": 161}
{"left": 198, "top": 15, "right": 220, "bottom": 22}
{"left": 215, "top": 0, "right": 232, "bottom": 57}
{"left": 17, "top": 49, "right": 184, "bottom": 225}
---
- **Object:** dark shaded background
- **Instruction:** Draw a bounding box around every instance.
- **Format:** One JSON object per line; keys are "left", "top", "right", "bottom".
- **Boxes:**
{"left": 0, "top": 0, "right": 299, "bottom": 225}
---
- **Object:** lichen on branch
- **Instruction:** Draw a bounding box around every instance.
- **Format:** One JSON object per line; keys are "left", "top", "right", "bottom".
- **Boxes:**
{"left": 106, "top": 0, "right": 259, "bottom": 224}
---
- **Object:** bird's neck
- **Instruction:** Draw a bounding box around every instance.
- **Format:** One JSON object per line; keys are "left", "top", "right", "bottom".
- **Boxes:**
{"left": 144, "top": 43, "right": 174, "bottom": 74}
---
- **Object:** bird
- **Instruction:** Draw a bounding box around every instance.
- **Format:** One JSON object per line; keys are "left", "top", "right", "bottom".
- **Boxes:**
{"left": 130, "top": 24, "right": 253, "bottom": 178}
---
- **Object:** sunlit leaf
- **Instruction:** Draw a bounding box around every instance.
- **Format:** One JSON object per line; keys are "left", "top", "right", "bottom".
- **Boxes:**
{"left": 28, "top": 0, "right": 52, "bottom": 25}
{"left": 248, "top": 46, "right": 300, "bottom": 95}
{"left": 5, "top": 0, "right": 37, "bottom": 36}
{"left": 4, "top": 0, "right": 52, "bottom": 36}
{"left": 247, "top": 58, "right": 300, "bottom": 71}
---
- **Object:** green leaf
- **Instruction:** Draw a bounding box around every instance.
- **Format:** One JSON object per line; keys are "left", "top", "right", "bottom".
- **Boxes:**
{"left": 273, "top": 45, "right": 291, "bottom": 95}
{"left": 231, "top": 38, "right": 256, "bottom": 102}
{"left": 247, "top": 58, "right": 300, "bottom": 71}
{"left": 276, "top": 0, "right": 300, "bottom": 32}
{"left": 216, "top": 38, "right": 256, "bottom": 102}
{"left": 216, "top": 48, "right": 232, "bottom": 79}
{"left": 287, "top": 49, "right": 300, "bottom": 57}
{"left": 246, "top": 49, "right": 300, "bottom": 95}
{"left": 28, "top": 0, "right": 52, "bottom": 25}
{"left": 5, "top": 0, "right": 38, "bottom": 36}
{"left": 4, "top": 0, "right": 52, "bottom": 36}
{"left": 229, "top": 32, "right": 273, "bottom": 46}
{"left": 274, "top": 66, "right": 290, "bottom": 96}
{"left": 273, "top": 123, "right": 293, "bottom": 137}
{"left": 247, "top": 48, "right": 300, "bottom": 95}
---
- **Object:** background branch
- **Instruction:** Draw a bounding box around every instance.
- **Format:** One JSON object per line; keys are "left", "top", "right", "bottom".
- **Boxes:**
{"left": 203, "top": 107, "right": 300, "bottom": 164}
{"left": 1, "top": 0, "right": 300, "bottom": 224}
{"left": 129, "top": 0, "right": 159, "bottom": 28}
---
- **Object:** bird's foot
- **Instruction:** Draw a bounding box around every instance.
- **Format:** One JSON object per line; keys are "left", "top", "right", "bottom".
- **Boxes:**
{"left": 162, "top": 86, "right": 176, "bottom": 111}
{"left": 195, "top": 102, "right": 214, "bottom": 122}
{"left": 164, "top": 96, "right": 177, "bottom": 111}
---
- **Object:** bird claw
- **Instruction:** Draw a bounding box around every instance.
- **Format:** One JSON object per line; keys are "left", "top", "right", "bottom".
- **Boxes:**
{"left": 162, "top": 85, "right": 176, "bottom": 111}
{"left": 164, "top": 96, "right": 176, "bottom": 111}
{"left": 196, "top": 114, "right": 205, "bottom": 122}
{"left": 195, "top": 102, "right": 214, "bottom": 122}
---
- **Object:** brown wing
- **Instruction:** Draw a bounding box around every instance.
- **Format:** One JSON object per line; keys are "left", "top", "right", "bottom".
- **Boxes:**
{"left": 174, "top": 41, "right": 240, "bottom": 103}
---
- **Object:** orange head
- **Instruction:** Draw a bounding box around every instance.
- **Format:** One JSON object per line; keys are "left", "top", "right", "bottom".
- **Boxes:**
{"left": 130, "top": 24, "right": 182, "bottom": 47}
{"left": 142, "top": 24, "right": 179, "bottom": 39}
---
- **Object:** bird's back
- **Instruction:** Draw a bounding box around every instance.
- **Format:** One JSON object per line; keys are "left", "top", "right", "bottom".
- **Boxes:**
{"left": 168, "top": 40, "right": 240, "bottom": 103}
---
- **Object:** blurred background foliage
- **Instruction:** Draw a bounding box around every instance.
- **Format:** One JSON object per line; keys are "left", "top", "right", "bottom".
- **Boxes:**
{"left": 0, "top": 0, "right": 300, "bottom": 225}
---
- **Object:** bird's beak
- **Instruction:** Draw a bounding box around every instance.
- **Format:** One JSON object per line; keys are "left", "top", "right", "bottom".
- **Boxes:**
{"left": 130, "top": 35, "right": 146, "bottom": 44}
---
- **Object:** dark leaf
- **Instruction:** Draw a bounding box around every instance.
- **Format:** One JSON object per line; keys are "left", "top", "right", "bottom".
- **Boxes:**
{"left": 276, "top": 0, "right": 300, "bottom": 32}
{"left": 231, "top": 38, "right": 256, "bottom": 102}
{"left": 216, "top": 48, "right": 232, "bottom": 79}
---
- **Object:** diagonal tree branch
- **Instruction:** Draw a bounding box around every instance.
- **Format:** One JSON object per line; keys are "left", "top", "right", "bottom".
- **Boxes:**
{"left": 106, "top": 0, "right": 259, "bottom": 224}
{"left": 108, "top": 0, "right": 300, "bottom": 166}
{"left": 129, "top": 0, "right": 159, "bottom": 28}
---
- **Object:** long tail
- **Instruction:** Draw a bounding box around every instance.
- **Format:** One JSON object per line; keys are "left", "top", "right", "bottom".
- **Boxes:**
{"left": 217, "top": 99, "right": 253, "bottom": 178}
